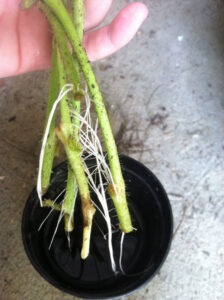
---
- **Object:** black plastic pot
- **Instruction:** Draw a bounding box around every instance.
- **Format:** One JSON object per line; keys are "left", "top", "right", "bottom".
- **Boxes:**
{"left": 22, "top": 155, "right": 173, "bottom": 299}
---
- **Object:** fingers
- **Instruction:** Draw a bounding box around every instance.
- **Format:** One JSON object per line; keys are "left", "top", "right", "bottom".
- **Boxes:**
{"left": 18, "top": 6, "right": 52, "bottom": 74}
{"left": 0, "top": 1, "right": 148, "bottom": 78}
{"left": 83, "top": 2, "right": 148, "bottom": 61}
{"left": 0, "top": 3, "right": 52, "bottom": 78}
{"left": 84, "top": 0, "right": 113, "bottom": 31}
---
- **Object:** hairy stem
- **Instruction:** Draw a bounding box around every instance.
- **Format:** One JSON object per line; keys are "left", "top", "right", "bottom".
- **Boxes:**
{"left": 72, "top": 0, "right": 84, "bottom": 42}
{"left": 71, "top": 0, "right": 85, "bottom": 139}
{"left": 43, "top": 0, "right": 132, "bottom": 233}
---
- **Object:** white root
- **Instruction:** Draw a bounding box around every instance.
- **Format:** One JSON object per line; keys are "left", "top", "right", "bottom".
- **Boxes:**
{"left": 119, "top": 232, "right": 125, "bottom": 274}
{"left": 71, "top": 88, "right": 118, "bottom": 272}
{"left": 38, "top": 188, "right": 66, "bottom": 231}
{"left": 48, "top": 210, "right": 64, "bottom": 250}
{"left": 37, "top": 84, "right": 73, "bottom": 206}
{"left": 37, "top": 84, "right": 120, "bottom": 272}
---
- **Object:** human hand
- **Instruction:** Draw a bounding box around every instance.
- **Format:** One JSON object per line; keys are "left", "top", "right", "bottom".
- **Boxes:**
{"left": 0, "top": 0, "right": 148, "bottom": 78}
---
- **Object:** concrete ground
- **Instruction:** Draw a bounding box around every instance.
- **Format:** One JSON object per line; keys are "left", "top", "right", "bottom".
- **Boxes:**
{"left": 0, "top": 0, "right": 224, "bottom": 299}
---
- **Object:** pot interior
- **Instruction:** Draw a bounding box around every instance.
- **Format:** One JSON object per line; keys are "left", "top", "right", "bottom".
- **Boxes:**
{"left": 22, "top": 155, "right": 173, "bottom": 299}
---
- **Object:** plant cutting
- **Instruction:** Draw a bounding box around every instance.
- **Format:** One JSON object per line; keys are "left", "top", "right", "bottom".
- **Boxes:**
{"left": 22, "top": 0, "right": 132, "bottom": 258}
{"left": 20, "top": 0, "right": 173, "bottom": 298}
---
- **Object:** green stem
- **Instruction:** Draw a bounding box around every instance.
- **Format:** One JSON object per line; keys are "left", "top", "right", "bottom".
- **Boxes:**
{"left": 57, "top": 123, "right": 96, "bottom": 258}
{"left": 43, "top": 0, "right": 132, "bottom": 233}
{"left": 56, "top": 48, "right": 77, "bottom": 232}
{"left": 40, "top": 1, "right": 93, "bottom": 242}
{"left": 20, "top": 0, "right": 37, "bottom": 9}
{"left": 39, "top": 3, "right": 81, "bottom": 89}
{"left": 72, "top": 0, "right": 84, "bottom": 41}
{"left": 71, "top": 0, "right": 85, "bottom": 139}
{"left": 56, "top": 48, "right": 71, "bottom": 126}
{"left": 39, "top": 1, "right": 82, "bottom": 141}
{"left": 41, "top": 42, "right": 58, "bottom": 194}
{"left": 62, "top": 167, "right": 77, "bottom": 232}
{"left": 56, "top": 48, "right": 95, "bottom": 257}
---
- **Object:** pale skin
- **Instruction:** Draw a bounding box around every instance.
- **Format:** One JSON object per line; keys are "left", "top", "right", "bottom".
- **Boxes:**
{"left": 0, "top": 0, "right": 148, "bottom": 78}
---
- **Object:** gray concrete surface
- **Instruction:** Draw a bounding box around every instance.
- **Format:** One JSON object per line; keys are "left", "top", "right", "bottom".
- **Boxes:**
{"left": 0, "top": 0, "right": 224, "bottom": 299}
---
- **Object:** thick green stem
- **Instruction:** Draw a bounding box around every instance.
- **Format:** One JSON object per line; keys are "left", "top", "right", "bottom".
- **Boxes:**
{"left": 56, "top": 49, "right": 95, "bottom": 257}
{"left": 43, "top": 0, "right": 132, "bottom": 233}
{"left": 41, "top": 42, "right": 58, "bottom": 194}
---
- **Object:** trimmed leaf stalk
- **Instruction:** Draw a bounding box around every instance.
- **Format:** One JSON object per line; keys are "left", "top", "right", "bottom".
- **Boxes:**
{"left": 43, "top": 0, "right": 133, "bottom": 233}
